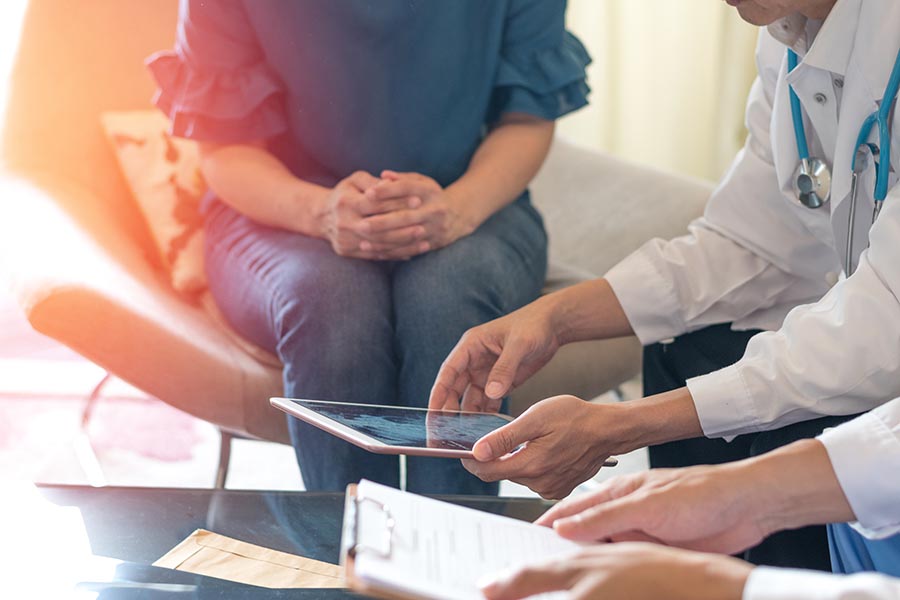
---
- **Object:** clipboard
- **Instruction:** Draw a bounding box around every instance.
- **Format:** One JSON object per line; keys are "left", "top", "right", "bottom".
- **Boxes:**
{"left": 342, "top": 484, "right": 417, "bottom": 600}
{"left": 340, "top": 481, "right": 581, "bottom": 600}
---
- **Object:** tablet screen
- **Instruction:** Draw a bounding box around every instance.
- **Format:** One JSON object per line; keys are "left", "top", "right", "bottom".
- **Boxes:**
{"left": 288, "top": 399, "right": 511, "bottom": 451}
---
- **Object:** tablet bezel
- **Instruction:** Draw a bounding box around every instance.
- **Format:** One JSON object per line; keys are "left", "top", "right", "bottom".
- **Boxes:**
{"left": 269, "top": 397, "right": 515, "bottom": 458}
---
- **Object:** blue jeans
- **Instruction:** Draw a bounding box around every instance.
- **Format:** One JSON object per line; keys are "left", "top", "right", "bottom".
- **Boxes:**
{"left": 203, "top": 195, "right": 548, "bottom": 493}
{"left": 829, "top": 523, "right": 900, "bottom": 577}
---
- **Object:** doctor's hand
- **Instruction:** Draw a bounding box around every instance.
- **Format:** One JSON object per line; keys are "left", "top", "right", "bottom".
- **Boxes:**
{"left": 480, "top": 543, "right": 752, "bottom": 600}
{"left": 320, "top": 171, "right": 428, "bottom": 260}
{"left": 534, "top": 438, "right": 854, "bottom": 554}
{"left": 358, "top": 170, "right": 477, "bottom": 257}
{"left": 429, "top": 299, "right": 561, "bottom": 413}
{"left": 462, "top": 395, "right": 623, "bottom": 500}
{"left": 534, "top": 464, "right": 768, "bottom": 554}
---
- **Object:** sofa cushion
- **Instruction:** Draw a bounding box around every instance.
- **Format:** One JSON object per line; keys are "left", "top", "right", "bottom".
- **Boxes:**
{"left": 101, "top": 109, "right": 207, "bottom": 295}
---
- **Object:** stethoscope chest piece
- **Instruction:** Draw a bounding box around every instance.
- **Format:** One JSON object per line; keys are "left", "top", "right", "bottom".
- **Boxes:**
{"left": 792, "top": 157, "right": 831, "bottom": 209}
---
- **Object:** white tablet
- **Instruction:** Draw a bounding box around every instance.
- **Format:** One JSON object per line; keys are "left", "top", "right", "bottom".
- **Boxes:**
{"left": 270, "top": 398, "right": 618, "bottom": 466}
{"left": 270, "top": 398, "right": 515, "bottom": 458}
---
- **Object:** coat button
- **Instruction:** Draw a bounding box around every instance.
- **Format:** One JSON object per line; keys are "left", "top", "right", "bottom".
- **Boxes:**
{"left": 834, "top": 77, "right": 844, "bottom": 88}
{"left": 814, "top": 92, "right": 828, "bottom": 105}
{"left": 825, "top": 271, "right": 839, "bottom": 286}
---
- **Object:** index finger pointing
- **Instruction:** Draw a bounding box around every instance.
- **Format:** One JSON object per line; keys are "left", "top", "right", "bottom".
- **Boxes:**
{"left": 429, "top": 349, "right": 472, "bottom": 410}
{"left": 428, "top": 373, "right": 464, "bottom": 412}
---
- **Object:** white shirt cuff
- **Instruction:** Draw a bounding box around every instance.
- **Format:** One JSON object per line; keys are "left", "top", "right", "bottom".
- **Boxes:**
{"left": 687, "top": 364, "right": 760, "bottom": 439}
{"left": 744, "top": 567, "right": 900, "bottom": 600}
{"left": 818, "top": 411, "right": 900, "bottom": 538}
{"left": 604, "top": 244, "right": 685, "bottom": 346}
{"left": 744, "top": 567, "right": 833, "bottom": 600}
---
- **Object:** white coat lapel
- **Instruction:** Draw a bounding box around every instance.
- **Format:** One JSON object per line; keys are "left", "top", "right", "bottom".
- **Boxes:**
{"left": 830, "top": 0, "right": 900, "bottom": 215}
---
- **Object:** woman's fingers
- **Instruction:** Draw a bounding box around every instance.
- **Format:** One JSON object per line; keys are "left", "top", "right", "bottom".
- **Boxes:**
{"left": 370, "top": 241, "right": 431, "bottom": 260}
{"left": 366, "top": 179, "right": 429, "bottom": 202}
{"left": 358, "top": 195, "right": 422, "bottom": 216}
{"left": 357, "top": 224, "right": 428, "bottom": 250}
{"left": 340, "top": 239, "right": 429, "bottom": 261}
{"left": 359, "top": 240, "right": 431, "bottom": 256}
{"left": 360, "top": 208, "right": 428, "bottom": 234}
{"left": 380, "top": 169, "right": 415, "bottom": 181}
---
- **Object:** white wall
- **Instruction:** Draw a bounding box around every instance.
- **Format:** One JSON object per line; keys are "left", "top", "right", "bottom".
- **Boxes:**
{"left": 559, "top": 0, "right": 759, "bottom": 181}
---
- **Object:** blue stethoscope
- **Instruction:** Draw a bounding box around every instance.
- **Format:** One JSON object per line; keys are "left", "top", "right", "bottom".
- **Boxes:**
{"left": 788, "top": 47, "right": 900, "bottom": 272}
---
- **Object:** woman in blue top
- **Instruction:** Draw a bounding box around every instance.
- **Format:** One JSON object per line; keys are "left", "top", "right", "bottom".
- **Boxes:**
{"left": 148, "top": 0, "right": 590, "bottom": 493}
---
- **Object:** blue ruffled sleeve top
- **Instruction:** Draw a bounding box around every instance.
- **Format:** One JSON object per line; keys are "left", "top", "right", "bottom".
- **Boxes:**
{"left": 147, "top": 0, "right": 590, "bottom": 189}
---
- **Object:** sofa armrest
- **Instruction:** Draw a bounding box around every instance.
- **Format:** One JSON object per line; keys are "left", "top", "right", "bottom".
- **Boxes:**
{"left": 1, "top": 172, "right": 153, "bottom": 317}
{"left": 508, "top": 139, "right": 715, "bottom": 409}
{"left": 0, "top": 172, "right": 287, "bottom": 443}
{"left": 531, "top": 137, "right": 714, "bottom": 277}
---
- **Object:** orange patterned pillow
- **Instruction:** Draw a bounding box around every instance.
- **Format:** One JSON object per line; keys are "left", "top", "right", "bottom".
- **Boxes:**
{"left": 101, "top": 109, "right": 207, "bottom": 295}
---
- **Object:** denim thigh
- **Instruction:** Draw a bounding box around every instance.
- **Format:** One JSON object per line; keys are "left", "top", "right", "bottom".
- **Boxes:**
{"left": 393, "top": 195, "right": 548, "bottom": 494}
{"left": 203, "top": 201, "right": 400, "bottom": 491}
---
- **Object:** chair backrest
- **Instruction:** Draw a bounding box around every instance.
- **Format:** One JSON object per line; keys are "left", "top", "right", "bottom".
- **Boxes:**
{"left": 2, "top": 0, "right": 178, "bottom": 244}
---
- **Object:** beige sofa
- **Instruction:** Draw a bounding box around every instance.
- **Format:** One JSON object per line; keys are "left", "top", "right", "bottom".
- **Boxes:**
{"left": 0, "top": 0, "right": 712, "bottom": 468}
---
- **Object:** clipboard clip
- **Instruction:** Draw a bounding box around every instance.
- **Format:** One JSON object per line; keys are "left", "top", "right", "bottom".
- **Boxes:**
{"left": 347, "top": 494, "right": 395, "bottom": 559}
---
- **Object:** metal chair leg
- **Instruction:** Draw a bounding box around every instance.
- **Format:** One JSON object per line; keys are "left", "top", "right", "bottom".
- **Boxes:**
{"left": 81, "top": 372, "right": 112, "bottom": 428}
{"left": 76, "top": 372, "right": 113, "bottom": 487}
{"left": 215, "top": 429, "right": 234, "bottom": 489}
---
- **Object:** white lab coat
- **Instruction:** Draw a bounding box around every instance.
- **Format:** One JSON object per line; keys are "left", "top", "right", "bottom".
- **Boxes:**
{"left": 603, "top": 2, "right": 900, "bottom": 597}
{"left": 605, "top": 0, "right": 900, "bottom": 438}
{"left": 745, "top": 397, "right": 900, "bottom": 600}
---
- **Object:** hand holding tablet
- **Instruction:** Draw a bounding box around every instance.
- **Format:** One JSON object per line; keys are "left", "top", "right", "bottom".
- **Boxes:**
{"left": 270, "top": 398, "right": 618, "bottom": 466}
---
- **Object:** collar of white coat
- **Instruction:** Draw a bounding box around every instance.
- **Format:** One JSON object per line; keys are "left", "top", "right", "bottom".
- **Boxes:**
{"left": 774, "top": 0, "right": 900, "bottom": 101}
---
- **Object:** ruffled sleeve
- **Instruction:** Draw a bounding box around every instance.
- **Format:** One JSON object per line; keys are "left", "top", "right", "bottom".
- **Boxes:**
{"left": 145, "top": 0, "right": 288, "bottom": 143}
{"left": 489, "top": 0, "right": 591, "bottom": 123}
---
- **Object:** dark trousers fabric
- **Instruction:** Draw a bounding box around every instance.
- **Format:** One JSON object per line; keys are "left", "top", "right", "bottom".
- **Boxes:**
{"left": 643, "top": 323, "right": 855, "bottom": 571}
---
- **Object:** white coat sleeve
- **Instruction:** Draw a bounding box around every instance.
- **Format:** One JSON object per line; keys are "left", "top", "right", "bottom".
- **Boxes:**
{"left": 688, "top": 185, "right": 900, "bottom": 438}
{"left": 818, "top": 398, "right": 900, "bottom": 538}
{"left": 605, "top": 35, "right": 834, "bottom": 346}
{"left": 744, "top": 567, "right": 900, "bottom": 600}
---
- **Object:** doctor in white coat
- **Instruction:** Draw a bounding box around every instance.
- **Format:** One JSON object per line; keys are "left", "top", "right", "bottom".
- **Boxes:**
{"left": 479, "top": 397, "right": 900, "bottom": 600}
{"left": 431, "top": 0, "right": 900, "bottom": 572}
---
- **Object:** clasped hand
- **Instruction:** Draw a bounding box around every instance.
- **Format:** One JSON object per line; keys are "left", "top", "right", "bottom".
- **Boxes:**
{"left": 321, "top": 170, "right": 474, "bottom": 260}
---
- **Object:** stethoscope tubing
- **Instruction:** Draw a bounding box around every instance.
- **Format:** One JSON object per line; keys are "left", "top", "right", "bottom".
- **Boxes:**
{"left": 789, "top": 45, "right": 900, "bottom": 276}
{"left": 787, "top": 50, "right": 812, "bottom": 161}
{"left": 873, "top": 47, "right": 900, "bottom": 202}
{"left": 789, "top": 46, "right": 900, "bottom": 202}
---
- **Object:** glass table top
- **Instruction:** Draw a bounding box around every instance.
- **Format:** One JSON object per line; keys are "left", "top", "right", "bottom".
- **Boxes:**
{"left": 3, "top": 484, "right": 552, "bottom": 599}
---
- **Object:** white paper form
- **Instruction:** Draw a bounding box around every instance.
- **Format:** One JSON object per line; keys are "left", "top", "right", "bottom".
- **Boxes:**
{"left": 352, "top": 480, "right": 582, "bottom": 600}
